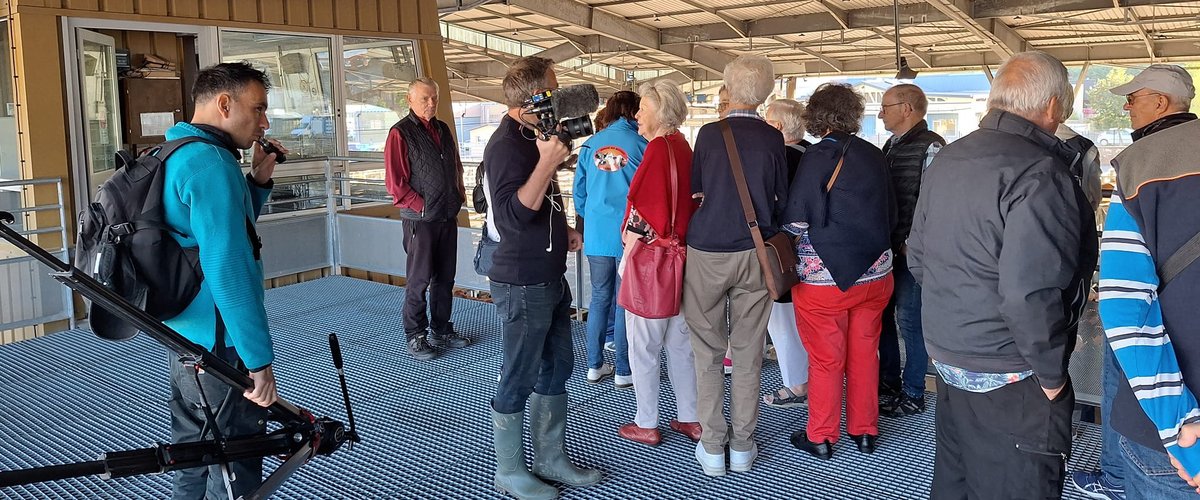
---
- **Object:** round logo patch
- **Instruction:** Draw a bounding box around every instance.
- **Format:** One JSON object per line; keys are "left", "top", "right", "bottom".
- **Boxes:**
{"left": 594, "top": 146, "right": 630, "bottom": 172}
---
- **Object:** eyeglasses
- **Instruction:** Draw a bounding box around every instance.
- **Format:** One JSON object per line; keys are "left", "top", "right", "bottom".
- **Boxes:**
{"left": 880, "top": 102, "right": 909, "bottom": 112}
{"left": 1126, "top": 92, "right": 1163, "bottom": 104}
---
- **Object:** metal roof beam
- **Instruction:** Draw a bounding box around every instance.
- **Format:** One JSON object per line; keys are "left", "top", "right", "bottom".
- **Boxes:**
{"left": 659, "top": 0, "right": 1197, "bottom": 44}
{"left": 924, "top": 0, "right": 1028, "bottom": 58}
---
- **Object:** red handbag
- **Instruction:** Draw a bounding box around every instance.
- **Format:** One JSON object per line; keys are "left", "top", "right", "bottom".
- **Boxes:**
{"left": 618, "top": 140, "right": 686, "bottom": 319}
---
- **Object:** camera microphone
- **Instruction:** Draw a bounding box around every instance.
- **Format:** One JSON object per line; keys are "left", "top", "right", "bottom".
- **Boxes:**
{"left": 550, "top": 84, "right": 600, "bottom": 120}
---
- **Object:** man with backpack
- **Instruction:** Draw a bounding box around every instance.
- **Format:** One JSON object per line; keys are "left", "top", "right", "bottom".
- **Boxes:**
{"left": 160, "top": 62, "right": 287, "bottom": 498}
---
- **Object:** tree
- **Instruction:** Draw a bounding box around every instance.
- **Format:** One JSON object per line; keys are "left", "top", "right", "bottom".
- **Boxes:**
{"left": 1087, "top": 67, "right": 1134, "bottom": 131}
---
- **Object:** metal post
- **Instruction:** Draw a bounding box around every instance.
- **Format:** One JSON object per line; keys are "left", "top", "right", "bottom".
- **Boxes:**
{"left": 55, "top": 179, "right": 76, "bottom": 329}
{"left": 325, "top": 157, "right": 341, "bottom": 276}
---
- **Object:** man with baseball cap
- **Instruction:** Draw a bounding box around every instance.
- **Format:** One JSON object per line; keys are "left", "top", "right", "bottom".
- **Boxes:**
{"left": 1072, "top": 64, "right": 1197, "bottom": 500}
{"left": 1091, "top": 63, "right": 1200, "bottom": 499}
{"left": 1111, "top": 64, "right": 1196, "bottom": 138}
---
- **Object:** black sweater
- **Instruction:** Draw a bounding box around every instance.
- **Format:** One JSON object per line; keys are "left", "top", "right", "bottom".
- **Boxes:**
{"left": 484, "top": 115, "right": 569, "bottom": 285}
{"left": 687, "top": 117, "right": 789, "bottom": 252}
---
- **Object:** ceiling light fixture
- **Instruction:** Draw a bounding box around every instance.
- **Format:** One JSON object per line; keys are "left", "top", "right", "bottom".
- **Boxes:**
{"left": 892, "top": 0, "right": 918, "bottom": 80}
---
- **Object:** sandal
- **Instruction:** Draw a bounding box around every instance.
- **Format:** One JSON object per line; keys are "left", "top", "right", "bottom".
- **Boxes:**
{"left": 763, "top": 386, "right": 808, "bottom": 408}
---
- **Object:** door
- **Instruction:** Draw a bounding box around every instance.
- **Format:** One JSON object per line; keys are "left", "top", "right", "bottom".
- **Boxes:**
{"left": 76, "top": 28, "right": 122, "bottom": 198}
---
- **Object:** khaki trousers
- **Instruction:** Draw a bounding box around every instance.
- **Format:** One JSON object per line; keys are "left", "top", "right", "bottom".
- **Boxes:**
{"left": 681, "top": 247, "right": 771, "bottom": 454}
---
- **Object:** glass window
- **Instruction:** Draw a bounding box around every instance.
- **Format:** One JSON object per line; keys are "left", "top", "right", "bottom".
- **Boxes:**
{"left": 343, "top": 37, "right": 419, "bottom": 159}
{"left": 220, "top": 31, "right": 335, "bottom": 162}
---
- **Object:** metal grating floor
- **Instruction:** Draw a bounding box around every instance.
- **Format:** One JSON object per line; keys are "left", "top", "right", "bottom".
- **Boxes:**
{"left": 0, "top": 276, "right": 1104, "bottom": 499}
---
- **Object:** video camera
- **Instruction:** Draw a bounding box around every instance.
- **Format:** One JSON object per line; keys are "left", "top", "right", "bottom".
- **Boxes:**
{"left": 523, "top": 84, "right": 600, "bottom": 143}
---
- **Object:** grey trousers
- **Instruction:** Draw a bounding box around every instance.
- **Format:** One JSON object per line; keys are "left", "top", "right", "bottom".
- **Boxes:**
{"left": 681, "top": 247, "right": 772, "bottom": 454}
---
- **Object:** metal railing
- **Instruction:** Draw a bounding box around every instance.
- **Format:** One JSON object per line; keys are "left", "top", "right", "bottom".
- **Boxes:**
{"left": 0, "top": 178, "right": 75, "bottom": 332}
{"left": 319, "top": 157, "right": 589, "bottom": 313}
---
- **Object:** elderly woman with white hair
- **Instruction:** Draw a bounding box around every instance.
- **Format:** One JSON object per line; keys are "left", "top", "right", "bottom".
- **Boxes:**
{"left": 614, "top": 81, "right": 702, "bottom": 448}
{"left": 682, "top": 55, "right": 789, "bottom": 476}
{"left": 760, "top": 98, "right": 812, "bottom": 409}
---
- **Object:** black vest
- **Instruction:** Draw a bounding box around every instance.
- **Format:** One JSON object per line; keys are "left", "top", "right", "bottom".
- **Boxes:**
{"left": 392, "top": 112, "right": 462, "bottom": 222}
{"left": 883, "top": 120, "right": 945, "bottom": 251}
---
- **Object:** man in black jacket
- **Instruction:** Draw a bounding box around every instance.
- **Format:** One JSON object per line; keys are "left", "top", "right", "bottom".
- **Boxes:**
{"left": 908, "top": 51, "right": 1096, "bottom": 499}
{"left": 483, "top": 56, "right": 600, "bottom": 499}
{"left": 384, "top": 77, "right": 469, "bottom": 360}
{"left": 876, "top": 84, "right": 944, "bottom": 418}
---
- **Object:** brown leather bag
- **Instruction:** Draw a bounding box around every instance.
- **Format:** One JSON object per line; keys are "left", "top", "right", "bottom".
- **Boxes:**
{"left": 720, "top": 121, "right": 799, "bottom": 301}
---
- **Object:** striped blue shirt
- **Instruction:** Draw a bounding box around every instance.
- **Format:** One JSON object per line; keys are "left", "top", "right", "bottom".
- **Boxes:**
{"left": 1099, "top": 190, "right": 1200, "bottom": 474}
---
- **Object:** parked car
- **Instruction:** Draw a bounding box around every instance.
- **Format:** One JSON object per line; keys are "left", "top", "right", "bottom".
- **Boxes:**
{"left": 1095, "top": 128, "right": 1134, "bottom": 147}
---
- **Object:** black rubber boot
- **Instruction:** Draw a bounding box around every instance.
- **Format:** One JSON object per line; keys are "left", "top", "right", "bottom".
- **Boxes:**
{"left": 528, "top": 393, "right": 603, "bottom": 486}
{"left": 492, "top": 408, "right": 557, "bottom": 500}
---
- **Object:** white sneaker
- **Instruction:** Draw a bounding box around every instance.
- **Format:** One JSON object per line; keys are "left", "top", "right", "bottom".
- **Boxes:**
{"left": 614, "top": 374, "right": 633, "bottom": 389}
{"left": 729, "top": 442, "right": 758, "bottom": 472}
{"left": 587, "top": 364, "right": 614, "bottom": 384}
{"left": 694, "top": 441, "right": 726, "bottom": 477}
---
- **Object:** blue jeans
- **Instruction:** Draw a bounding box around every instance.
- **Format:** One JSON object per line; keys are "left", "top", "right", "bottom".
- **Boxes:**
{"left": 1101, "top": 342, "right": 1127, "bottom": 487}
{"left": 586, "top": 256, "right": 629, "bottom": 376}
{"left": 880, "top": 255, "right": 926, "bottom": 398}
{"left": 491, "top": 277, "right": 576, "bottom": 414}
{"left": 1119, "top": 435, "right": 1195, "bottom": 499}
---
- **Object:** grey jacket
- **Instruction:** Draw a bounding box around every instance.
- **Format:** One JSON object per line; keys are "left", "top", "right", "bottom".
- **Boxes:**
{"left": 908, "top": 110, "right": 1096, "bottom": 390}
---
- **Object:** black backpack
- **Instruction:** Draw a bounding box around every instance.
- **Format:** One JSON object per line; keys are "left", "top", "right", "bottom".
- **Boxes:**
{"left": 75, "top": 137, "right": 214, "bottom": 340}
{"left": 472, "top": 161, "right": 487, "bottom": 214}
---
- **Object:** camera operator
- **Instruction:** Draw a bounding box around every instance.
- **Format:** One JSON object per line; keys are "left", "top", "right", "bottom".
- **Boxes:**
{"left": 485, "top": 56, "right": 600, "bottom": 499}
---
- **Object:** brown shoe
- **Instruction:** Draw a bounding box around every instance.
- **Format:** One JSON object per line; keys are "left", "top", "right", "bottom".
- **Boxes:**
{"left": 670, "top": 419, "right": 702, "bottom": 442}
{"left": 618, "top": 423, "right": 661, "bottom": 446}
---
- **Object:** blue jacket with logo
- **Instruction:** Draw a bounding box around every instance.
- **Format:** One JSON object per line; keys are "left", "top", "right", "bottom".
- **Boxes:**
{"left": 573, "top": 117, "right": 646, "bottom": 258}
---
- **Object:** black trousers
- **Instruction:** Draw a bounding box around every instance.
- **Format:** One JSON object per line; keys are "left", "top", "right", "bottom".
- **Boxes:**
{"left": 932, "top": 375, "right": 1073, "bottom": 500}
{"left": 402, "top": 219, "right": 457, "bottom": 339}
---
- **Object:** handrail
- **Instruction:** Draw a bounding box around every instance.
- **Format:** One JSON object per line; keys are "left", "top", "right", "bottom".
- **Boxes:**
{"left": 0, "top": 177, "right": 75, "bottom": 332}
{"left": 0, "top": 178, "right": 64, "bottom": 188}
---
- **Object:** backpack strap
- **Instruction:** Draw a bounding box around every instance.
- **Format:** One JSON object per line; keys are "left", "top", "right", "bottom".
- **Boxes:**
{"left": 151, "top": 135, "right": 218, "bottom": 159}
{"left": 1159, "top": 230, "right": 1200, "bottom": 289}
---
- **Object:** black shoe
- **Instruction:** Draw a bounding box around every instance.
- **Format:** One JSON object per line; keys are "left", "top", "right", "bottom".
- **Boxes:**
{"left": 407, "top": 336, "right": 439, "bottom": 360}
{"left": 848, "top": 433, "right": 878, "bottom": 454}
{"left": 881, "top": 393, "right": 926, "bottom": 417}
{"left": 879, "top": 381, "right": 902, "bottom": 400}
{"left": 429, "top": 323, "right": 471, "bottom": 348}
{"left": 790, "top": 430, "right": 833, "bottom": 460}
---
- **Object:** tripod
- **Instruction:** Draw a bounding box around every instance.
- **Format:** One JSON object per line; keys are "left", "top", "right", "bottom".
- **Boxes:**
{"left": 0, "top": 211, "right": 360, "bottom": 499}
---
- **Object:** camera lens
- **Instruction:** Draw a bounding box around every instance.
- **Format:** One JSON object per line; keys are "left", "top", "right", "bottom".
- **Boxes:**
{"left": 559, "top": 116, "right": 594, "bottom": 141}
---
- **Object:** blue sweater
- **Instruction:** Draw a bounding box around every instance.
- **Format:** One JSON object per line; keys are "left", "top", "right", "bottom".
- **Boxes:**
{"left": 1099, "top": 117, "right": 1200, "bottom": 476}
{"left": 573, "top": 117, "right": 646, "bottom": 257}
{"left": 162, "top": 122, "right": 275, "bottom": 371}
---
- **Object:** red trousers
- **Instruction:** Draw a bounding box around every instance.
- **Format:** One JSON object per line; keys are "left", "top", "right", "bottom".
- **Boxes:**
{"left": 793, "top": 275, "right": 894, "bottom": 443}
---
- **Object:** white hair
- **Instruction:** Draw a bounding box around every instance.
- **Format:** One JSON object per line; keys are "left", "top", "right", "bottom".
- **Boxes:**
{"left": 987, "top": 51, "right": 1073, "bottom": 122}
{"left": 1166, "top": 92, "right": 1193, "bottom": 113}
{"left": 409, "top": 76, "right": 439, "bottom": 94}
{"left": 723, "top": 55, "right": 775, "bottom": 106}
{"left": 638, "top": 81, "right": 688, "bottom": 131}
{"left": 766, "top": 99, "right": 806, "bottom": 143}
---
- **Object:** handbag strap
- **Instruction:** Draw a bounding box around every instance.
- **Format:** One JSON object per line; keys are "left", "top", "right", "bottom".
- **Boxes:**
{"left": 826, "top": 138, "right": 853, "bottom": 192}
{"left": 665, "top": 134, "right": 679, "bottom": 238}
{"left": 720, "top": 120, "right": 779, "bottom": 295}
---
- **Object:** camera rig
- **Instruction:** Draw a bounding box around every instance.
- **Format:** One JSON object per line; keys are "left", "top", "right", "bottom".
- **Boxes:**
{"left": 0, "top": 210, "right": 359, "bottom": 499}
{"left": 523, "top": 87, "right": 595, "bottom": 143}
